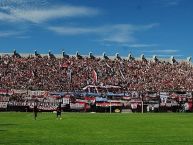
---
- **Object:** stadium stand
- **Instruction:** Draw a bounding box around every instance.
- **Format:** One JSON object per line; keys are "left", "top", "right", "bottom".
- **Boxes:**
{"left": 0, "top": 51, "right": 192, "bottom": 112}
{"left": 0, "top": 51, "right": 192, "bottom": 92}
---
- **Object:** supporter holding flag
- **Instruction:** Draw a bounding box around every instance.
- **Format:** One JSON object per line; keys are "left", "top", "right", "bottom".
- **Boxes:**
{"left": 67, "top": 69, "right": 72, "bottom": 82}
{"left": 120, "top": 70, "right": 125, "bottom": 80}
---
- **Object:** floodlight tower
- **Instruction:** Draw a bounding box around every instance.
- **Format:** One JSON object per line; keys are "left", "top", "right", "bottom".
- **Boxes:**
{"left": 115, "top": 53, "right": 121, "bottom": 60}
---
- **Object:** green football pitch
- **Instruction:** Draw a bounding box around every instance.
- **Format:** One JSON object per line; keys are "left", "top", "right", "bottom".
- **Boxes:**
{"left": 0, "top": 112, "right": 193, "bottom": 145}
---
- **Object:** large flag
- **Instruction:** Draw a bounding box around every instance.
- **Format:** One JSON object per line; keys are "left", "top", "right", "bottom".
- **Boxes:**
{"left": 0, "top": 89, "right": 13, "bottom": 95}
{"left": 120, "top": 70, "right": 125, "bottom": 80}
{"left": 92, "top": 70, "right": 98, "bottom": 83}
{"left": 105, "top": 62, "right": 111, "bottom": 68}
{"left": 59, "top": 60, "right": 71, "bottom": 68}
{"left": 60, "top": 62, "right": 69, "bottom": 68}
{"left": 67, "top": 69, "right": 72, "bottom": 82}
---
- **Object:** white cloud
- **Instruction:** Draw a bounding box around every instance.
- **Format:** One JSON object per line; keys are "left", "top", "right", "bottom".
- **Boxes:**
{"left": 0, "top": 0, "right": 99, "bottom": 40}
{"left": 101, "top": 23, "right": 158, "bottom": 43}
{"left": 122, "top": 44, "right": 157, "bottom": 48}
{"left": 10, "top": 6, "right": 99, "bottom": 23}
{"left": 0, "top": 31, "right": 22, "bottom": 37}
{"left": 15, "top": 35, "right": 30, "bottom": 39}
{"left": 162, "top": 0, "right": 182, "bottom": 7}
{"left": 0, "top": 1, "right": 99, "bottom": 23}
{"left": 103, "top": 34, "right": 135, "bottom": 43}
{"left": 48, "top": 23, "right": 158, "bottom": 43}
{"left": 0, "top": 12, "right": 18, "bottom": 22}
{"left": 143, "top": 49, "right": 179, "bottom": 53}
{"left": 48, "top": 26, "right": 98, "bottom": 35}
{"left": 152, "top": 54, "right": 183, "bottom": 57}
{"left": 101, "top": 24, "right": 136, "bottom": 43}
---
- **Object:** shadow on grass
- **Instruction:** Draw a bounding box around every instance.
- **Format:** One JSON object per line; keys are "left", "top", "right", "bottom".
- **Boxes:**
{"left": 0, "top": 123, "right": 17, "bottom": 126}
{"left": 0, "top": 129, "right": 7, "bottom": 132}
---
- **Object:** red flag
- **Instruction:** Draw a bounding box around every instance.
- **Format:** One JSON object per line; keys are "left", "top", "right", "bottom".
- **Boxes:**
{"left": 92, "top": 70, "right": 97, "bottom": 83}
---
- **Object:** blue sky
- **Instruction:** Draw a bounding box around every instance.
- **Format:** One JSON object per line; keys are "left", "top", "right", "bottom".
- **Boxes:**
{"left": 0, "top": 0, "right": 193, "bottom": 58}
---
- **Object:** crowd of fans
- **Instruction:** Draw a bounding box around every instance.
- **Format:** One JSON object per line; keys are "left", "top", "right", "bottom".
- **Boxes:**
{"left": 0, "top": 52, "right": 193, "bottom": 92}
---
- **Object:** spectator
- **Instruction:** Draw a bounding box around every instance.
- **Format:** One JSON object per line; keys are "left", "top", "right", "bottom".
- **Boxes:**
{"left": 0, "top": 54, "right": 192, "bottom": 92}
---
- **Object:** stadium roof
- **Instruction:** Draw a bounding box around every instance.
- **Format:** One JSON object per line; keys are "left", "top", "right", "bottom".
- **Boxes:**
{"left": 0, "top": 52, "right": 192, "bottom": 65}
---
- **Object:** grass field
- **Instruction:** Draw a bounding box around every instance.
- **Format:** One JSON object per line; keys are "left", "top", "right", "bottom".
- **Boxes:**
{"left": 0, "top": 112, "right": 193, "bottom": 145}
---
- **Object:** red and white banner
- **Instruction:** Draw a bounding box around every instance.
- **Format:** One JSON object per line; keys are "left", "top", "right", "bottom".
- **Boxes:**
{"left": 96, "top": 102, "right": 122, "bottom": 107}
{"left": 28, "top": 91, "right": 48, "bottom": 96}
{"left": 122, "top": 96, "right": 131, "bottom": 100}
{"left": 131, "top": 103, "right": 138, "bottom": 109}
{"left": 0, "top": 102, "right": 8, "bottom": 108}
{"left": 63, "top": 97, "right": 70, "bottom": 104}
{"left": 70, "top": 102, "right": 85, "bottom": 109}
{"left": 12, "top": 89, "right": 28, "bottom": 94}
{"left": 184, "top": 102, "right": 193, "bottom": 111}
{"left": 38, "top": 106, "right": 57, "bottom": 111}
{"left": 0, "top": 96, "right": 9, "bottom": 102}
{"left": 84, "top": 97, "right": 95, "bottom": 104}
{"left": 0, "top": 89, "right": 13, "bottom": 95}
